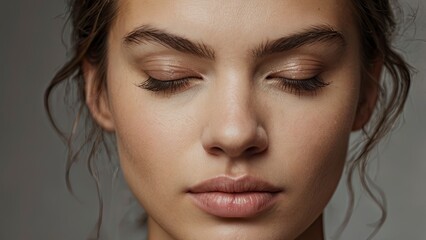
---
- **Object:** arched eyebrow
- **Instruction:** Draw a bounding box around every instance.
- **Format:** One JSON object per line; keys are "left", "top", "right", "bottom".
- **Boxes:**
{"left": 252, "top": 25, "right": 345, "bottom": 58}
{"left": 122, "top": 24, "right": 345, "bottom": 60}
{"left": 123, "top": 25, "right": 216, "bottom": 60}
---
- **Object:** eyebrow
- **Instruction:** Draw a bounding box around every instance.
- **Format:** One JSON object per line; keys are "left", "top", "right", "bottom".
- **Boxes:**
{"left": 123, "top": 25, "right": 216, "bottom": 60}
{"left": 122, "top": 24, "right": 345, "bottom": 60}
{"left": 253, "top": 25, "right": 345, "bottom": 57}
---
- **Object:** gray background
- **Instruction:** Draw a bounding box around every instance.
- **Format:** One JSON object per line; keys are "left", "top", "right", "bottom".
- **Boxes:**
{"left": 0, "top": 0, "right": 425, "bottom": 239}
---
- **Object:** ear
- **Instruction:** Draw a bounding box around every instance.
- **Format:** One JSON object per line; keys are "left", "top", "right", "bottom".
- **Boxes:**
{"left": 83, "top": 60, "right": 115, "bottom": 132}
{"left": 352, "top": 58, "right": 383, "bottom": 131}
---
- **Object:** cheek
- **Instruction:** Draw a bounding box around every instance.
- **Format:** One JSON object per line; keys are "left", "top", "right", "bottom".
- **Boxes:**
{"left": 108, "top": 81, "right": 202, "bottom": 210}
{"left": 268, "top": 86, "right": 359, "bottom": 219}
{"left": 112, "top": 98, "right": 191, "bottom": 191}
{"left": 285, "top": 111, "right": 350, "bottom": 194}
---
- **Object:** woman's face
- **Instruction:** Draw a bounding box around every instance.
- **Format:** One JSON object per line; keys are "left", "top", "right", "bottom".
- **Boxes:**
{"left": 90, "top": 0, "right": 369, "bottom": 239}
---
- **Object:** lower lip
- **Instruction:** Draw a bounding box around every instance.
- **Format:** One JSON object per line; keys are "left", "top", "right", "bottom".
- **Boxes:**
{"left": 188, "top": 192, "right": 278, "bottom": 218}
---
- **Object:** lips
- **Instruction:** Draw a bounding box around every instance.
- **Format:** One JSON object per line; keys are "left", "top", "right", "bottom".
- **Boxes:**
{"left": 187, "top": 176, "right": 282, "bottom": 218}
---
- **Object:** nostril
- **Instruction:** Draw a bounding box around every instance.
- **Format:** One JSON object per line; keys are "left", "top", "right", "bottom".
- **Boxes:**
{"left": 207, "top": 145, "right": 264, "bottom": 157}
{"left": 209, "top": 146, "right": 224, "bottom": 155}
{"left": 245, "top": 146, "right": 265, "bottom": 155}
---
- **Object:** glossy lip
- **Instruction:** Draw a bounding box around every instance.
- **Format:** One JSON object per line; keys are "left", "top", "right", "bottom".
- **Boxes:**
{"left": 187, "top": 175, "right": 283, "bottom": 218}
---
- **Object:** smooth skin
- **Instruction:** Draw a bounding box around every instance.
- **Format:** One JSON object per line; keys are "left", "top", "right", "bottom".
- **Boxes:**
{"left": 84, "top": 0, "right": 381, "bottom": 239}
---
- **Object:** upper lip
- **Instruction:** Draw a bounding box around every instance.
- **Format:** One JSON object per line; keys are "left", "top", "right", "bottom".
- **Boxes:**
{"left": 187, "top": 175, "right": 283, "bottom": 193}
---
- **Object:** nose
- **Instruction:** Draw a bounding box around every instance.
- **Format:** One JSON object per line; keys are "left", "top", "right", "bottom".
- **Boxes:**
{"left": 201, "top": 79, "right": 268, "bottom": 158}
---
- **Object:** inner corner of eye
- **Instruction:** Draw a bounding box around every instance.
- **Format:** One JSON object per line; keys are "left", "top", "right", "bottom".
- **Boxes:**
{"left": 135, "top": 81, "right": 145, "bottom": 87}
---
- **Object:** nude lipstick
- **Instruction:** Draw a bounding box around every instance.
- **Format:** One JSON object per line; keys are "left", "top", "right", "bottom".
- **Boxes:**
{"left": 187, "top": 176, "right": 282, "bottom": 218}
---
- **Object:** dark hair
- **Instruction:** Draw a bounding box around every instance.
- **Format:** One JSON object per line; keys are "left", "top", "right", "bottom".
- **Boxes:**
{"left": 44, "top": 0, "right": 412, "bottom": 239}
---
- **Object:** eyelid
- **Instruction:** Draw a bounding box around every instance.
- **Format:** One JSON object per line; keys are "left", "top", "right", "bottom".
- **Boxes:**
{"left": 259, "top": 57, "right": 323, "bottom": 77}
{"left": 279, "top": 60, "right": 322, "bottom": 70}
{"left": 268, "top": 62, "right": 323, "bottom": 79}
{"left": 143, "top": 68, "right": 202, "bottom": 81}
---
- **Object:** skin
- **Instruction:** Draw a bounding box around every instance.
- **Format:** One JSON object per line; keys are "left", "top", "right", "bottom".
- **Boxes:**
{"left": 84, "top": 0, "right": 380, "bottom": 239}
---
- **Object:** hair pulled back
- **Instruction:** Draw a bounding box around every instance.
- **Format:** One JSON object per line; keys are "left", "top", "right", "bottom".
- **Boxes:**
{"left": 44, "top": 0, "right": 412, "bottom": 239}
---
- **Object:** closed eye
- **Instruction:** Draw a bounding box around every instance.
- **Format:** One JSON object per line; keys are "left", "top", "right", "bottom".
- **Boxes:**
{"left": 137, "top": 76, "right": 198, "bottom": 95}
{"left": 267, "top": 76, "right": 329, "bottom": 96}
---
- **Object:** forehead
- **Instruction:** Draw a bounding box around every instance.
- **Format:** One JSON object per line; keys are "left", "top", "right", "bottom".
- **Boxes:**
{"left": 113, "top": 0, "right": 357, "bottom": 50}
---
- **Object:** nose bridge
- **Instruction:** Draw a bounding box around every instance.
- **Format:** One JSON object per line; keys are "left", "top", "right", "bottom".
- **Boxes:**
{"left": 201, "top": 71, "right": 268, "bottom": 158}
{"left": 218, "top": 78, "right": 254, "bottom": 132}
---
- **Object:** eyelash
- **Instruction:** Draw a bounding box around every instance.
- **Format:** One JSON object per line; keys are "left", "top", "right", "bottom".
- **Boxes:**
{"left": 138, "top": 77, "right": 193, "bottom": 95}
{"left": 138, "top": 76, "right": 329, "bottom": 96}
{"left": 268, "top": 76, "right": 329, "bottom": 96}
